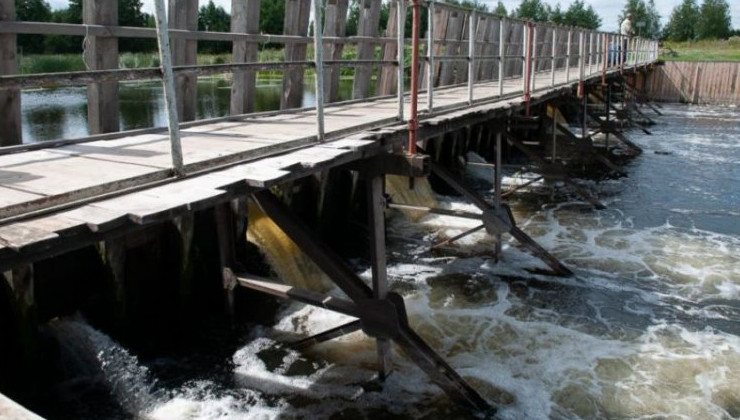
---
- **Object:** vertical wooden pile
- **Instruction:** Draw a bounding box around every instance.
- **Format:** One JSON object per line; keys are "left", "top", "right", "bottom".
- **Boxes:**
{"left": 230, "top": 0, "right": 260, "bottom": 114}
{"left": 169, "top": 0, "right": 198, "bottom": 121}
{"left": 0, "top": 0, "right": 21, "bottom": 146}
{"left": 323, "top": 0, "right": 349, "bottom": 103}
{"left": 352, "top": 0, "right": 381, "bottom": 99}
{"left": 377, "top": 0, "right": 400, "bottom": 96}
{"left": 438, "top": 9, "right": 463, "bottom": 86}
{"left": 282, "top": 0, "right": 311, "bottom": 109}
{"left": 84, "top": 0, "right": 120, "bottom": 134}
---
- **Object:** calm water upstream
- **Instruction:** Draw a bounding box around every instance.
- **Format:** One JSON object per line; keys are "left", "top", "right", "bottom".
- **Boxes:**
{"left": 38, "top": 103, "right": 740, "bottom": 419}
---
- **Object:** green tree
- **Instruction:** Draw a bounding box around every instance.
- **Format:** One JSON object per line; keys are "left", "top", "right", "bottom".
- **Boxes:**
{"left": 44, "top": 0, "right": 82, "bottom": 53}
{"left": 513, "top": 0, "right": 551, "bottom": 22}
{"left": 550, "top": 3, "right": 565, "bottom": 24}
{"left": 198, "top": 0, "right": 231, "bottom": 53}
{"left": 260, "top": 0, "right": 284, "bottom": 35}
{"left": 119, "top": 0, "right": 153, "bottom": 52}
{"left": 619, "top": 0, "right": 661, "bottom": 38}
{"left": 563, "top": 0, "right": 601, "bottom": 29}
{"left": 493, "top": 1, "right": 507, "bottom": 17}
{"left": 696, "top": 0, "right": 731, "bottom": 39}
{"left": 663, "top": 0, "right": 699, "bottom": 41}
{"left": 15, "top": 0, "right": 52, "bottom": 54}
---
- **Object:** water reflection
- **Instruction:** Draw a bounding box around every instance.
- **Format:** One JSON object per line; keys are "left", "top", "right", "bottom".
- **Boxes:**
{"left": 21, "top": 76, "right": 357, "bottom": 143}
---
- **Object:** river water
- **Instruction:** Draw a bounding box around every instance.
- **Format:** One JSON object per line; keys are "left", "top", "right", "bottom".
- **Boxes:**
{"left": 40, "top": 103, "right": 740, "bottom": 419}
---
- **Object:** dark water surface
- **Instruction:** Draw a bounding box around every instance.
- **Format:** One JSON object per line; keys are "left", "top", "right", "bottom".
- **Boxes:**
{"left": 37, "top": 104, "right": 740, "bottom": 419}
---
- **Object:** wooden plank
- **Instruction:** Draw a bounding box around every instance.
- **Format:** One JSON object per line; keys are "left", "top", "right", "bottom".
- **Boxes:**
{"left": 169, "top": 0, "right": 198, "bottom": 121}
{"left": 0, "top": 223, "right": 58, "bottom": 252}
{"left": 0, "top": 0, "right": 21, "bottom": 146}
{"left": 83, "top": 0, "right": 120, "bottom": 134}
{"left": 0, "top": 187, "right": 46, "bottom": 209}
{"left": 59, "top": 205, "right": 130, "bottom": 232}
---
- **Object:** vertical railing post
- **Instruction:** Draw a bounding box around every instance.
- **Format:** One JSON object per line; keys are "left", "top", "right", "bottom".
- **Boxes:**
{"left": 426, "top": 0, "right": 434, "bottom": 111}
{"left": 408, "top": 0, "right": 421, "bottom": 155}
{"left": 521, "top": 22, "right": 527, "bottom": 93}
{"left": 0, "top": 0, "right": 21, "bottom": 146}
{"left": 551, "top": 26, "right": 557, "bottom": 86}
{"left": 313, "top": 0, "right": 325, "bottom": 142}
{"left": 153, "top": 0, "right": 184, "bottom": 176}
{"left": 467, "top": 9, "right": 475, "bottom": 104}
{"left": 498, "top": 17, "right": 505, "bottom": 96}
{"left": 601, "top": 33, "right": 608, "bottom": 85}
{"left": 397, "top": 0, "right": 406, "bottom": 120}
{"left": 588, "top": 32, "right": 594, "bottom": 75}
{"left": 524, "top": 22, "right": 533, "bottom": 115}
{"left": 565, "top": 28, "right": 572, "bottom": 81}
{"left": 230, "top": 0, "right": 260, "bottom": 114}
{"left": 577, "top": 30, "right": 584, "bottom": 98}
{"left": 531, "top": 25, "right": 537, "bottom": 91}
{"left": 84, "top": 0, "right": 120, "bottom": 134}
{"left": 494, "top": 130, "right": 502, "bottom": 260}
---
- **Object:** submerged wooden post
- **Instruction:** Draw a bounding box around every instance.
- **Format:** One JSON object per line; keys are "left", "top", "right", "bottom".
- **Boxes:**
{"left": 215, "top": 202, "right": 238, "bottom": 319}
{"left": 230, "top": 0, "right": 260, "bottom": 114}
{"left": 282, "top": 0, "right": 311, "bottom": 109}
{"left": 0, "top": 0, "right": 21, "bottom": 146}
{"left": 367, "top": 174, "right": 392, "bottom": 380}
{"left": 322, "top": 0, "right": 349, "bottom": 103}
{"left": 353, "top": 0, "right": 381, "bottom": 99}
{"left": 83, "top": 0, "right": 120, "bottom": 134}
{"left": 169, "top": 0, "right": 198, "bottom": 121}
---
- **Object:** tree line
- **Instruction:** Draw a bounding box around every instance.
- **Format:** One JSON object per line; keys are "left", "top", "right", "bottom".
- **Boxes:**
{"left": 663, "top": 0, "right": 734, "bottom": 41}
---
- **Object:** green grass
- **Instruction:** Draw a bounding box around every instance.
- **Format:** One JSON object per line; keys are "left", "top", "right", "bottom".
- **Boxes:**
{"left": 659, "top": 37, "right": 740, "bottom": 62}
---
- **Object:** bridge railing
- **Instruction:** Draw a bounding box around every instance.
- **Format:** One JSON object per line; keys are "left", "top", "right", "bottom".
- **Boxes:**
{"left": 0, "top": 0, "right": 658, "bottom": 170}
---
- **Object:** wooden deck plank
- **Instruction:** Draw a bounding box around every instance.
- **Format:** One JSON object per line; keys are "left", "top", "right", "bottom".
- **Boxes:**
{"left": 0, "top": 223, "right": 59, "bottom": 252}
{"left": 0, "top": 187, "right": 46, "bottom": 208}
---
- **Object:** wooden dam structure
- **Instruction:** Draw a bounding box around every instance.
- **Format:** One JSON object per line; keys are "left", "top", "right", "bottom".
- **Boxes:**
{"left": 0, "top": 0, "right": 659, "bottom": 415}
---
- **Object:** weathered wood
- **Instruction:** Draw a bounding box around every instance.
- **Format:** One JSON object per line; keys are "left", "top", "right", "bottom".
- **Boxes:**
{"left": 322, "top": 0, "right": 349, "bottom": 103}
{"left": 439, "top": 10, "right": 463, "bottom": 86}
{"left": 230, "top": 0, "right": 260, "bottom": 114}
{"left": 168, "top": 0, "right": 198, "bottom": 121}
{"left": 83, "top": 0, "right": 120, "bottom": 134}
{"left": 0, "top": 0, "right": 21, "bottom": 146}
{"left": 353, "top": 0, "right": 382, "bottom": 99}
{"left": 282, "top": 0, "right": 312, "bottom": 109}
{"left": 215, "top": 203, "right": 237, "bottom": 318}
{"left": 290, "top": 320, "right": 362, "bottom": 350}
{"left": 376, "top": 0, "right": 399, "bottom": 96}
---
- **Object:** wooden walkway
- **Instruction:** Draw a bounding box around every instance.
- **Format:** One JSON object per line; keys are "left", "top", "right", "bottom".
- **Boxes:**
{"left": 0, "top": 65, "right": 627, "bottom": 269}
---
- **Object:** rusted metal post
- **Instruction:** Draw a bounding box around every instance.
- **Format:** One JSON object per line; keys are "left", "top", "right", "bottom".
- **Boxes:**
{"left": 397, "top": 0, "right": 405, "bottom": 120}
{"left": 153, "top": 0, "right": 184, "bottom": 175}
{"left": 313, "top": 0, "right": 326, "bottom": 142}
{"left": 426, "top": 0, "right": 435, "bottom": 111}
{"left": 84, "top": 0, "right": 120, "bottom": 134}
{"left": 408, "top": 0, "right": 421, "bottom": 155}
{"left": 0, "top": 0, "right": 21, "bottom": 146}
{"left": 467, "top": 10, "right": 475, "bottom": 104}
{"left": 498, "top": 17, "right": 505, "bottom": 96}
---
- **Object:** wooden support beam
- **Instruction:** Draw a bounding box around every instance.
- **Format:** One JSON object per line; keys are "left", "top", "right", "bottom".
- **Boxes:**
{"left": 543, "top": 116, "right": 624, "bottom": 174}
{"left": 250, "top": 189, "right": 492, "bottom": 412}
{"left": 215, "top": 202, "right": 237, "bottom": 319}
{"left": 504, "top": 133, "right": 606, "bottom": 210}
{"left": 0, "top": 0, "right": 21, "bottom": 146}
{"left": 290, "top": 320, "right": 362, "bottom": 350}
{"left": 427, "top": 159, "right": 572, "bottom": 275}
{"left": 282, "top": 0, "right": 311, "bottom": 109}
{"left": 235, "top": 273, "right": 360, "bottom": 316}
{"left": 230, "top": 0, "right": 260, "bottom": 114}
{"left": 322, "top": 0, "right": 349, "bottom": 102}
{"left": 367, "top": 174, "right": 393, "bottom": 379}
{"left": 348, "top": 153, "right": 430, "bottom": 178}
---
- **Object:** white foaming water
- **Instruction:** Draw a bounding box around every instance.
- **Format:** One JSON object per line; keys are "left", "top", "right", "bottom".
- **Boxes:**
{"left": 49, "top": 104, "right": 740, "bottom": 419}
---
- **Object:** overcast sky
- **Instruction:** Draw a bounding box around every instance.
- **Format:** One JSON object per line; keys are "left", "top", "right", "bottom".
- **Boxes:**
{"left": 45, "top": 0, "right": 740, "bottom": 34}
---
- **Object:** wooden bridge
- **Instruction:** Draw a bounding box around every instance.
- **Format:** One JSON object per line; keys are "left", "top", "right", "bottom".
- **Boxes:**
{"left": 0, "top": 0, "right": 659, "bottom": 415}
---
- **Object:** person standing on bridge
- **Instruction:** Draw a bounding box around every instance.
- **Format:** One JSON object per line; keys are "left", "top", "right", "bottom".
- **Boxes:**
{"left": 620, "top": 12, "right": 634, "bottom": 64}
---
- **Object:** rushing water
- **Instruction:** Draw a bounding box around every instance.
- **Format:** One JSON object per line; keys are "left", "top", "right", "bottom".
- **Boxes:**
{"left": 42, "top": 104, "right": 740, "bottom": 419}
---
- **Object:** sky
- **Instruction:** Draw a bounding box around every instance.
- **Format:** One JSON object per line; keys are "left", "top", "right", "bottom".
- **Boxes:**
{"left": 45, "top": 0, "right": 740, "bottom": 34}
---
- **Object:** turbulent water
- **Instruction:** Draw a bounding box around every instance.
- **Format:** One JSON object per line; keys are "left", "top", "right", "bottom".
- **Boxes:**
{"left": 46, "top": 104, "right": 740, "bottom": 419}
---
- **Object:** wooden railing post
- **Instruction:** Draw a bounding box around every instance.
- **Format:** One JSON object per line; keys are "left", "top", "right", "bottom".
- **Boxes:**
{"left": 353, "top": 0, "right": 381, "bottom": 99}
{"left": 168, "top": 0, "right": 198, "bottom": 121}
{"left": 322, "top": 0, "right": 349, "bottom": 103}
{"left": 0, "top": 0, "right": 21, "bottom": 146}
{"left": 230, "top": 0, "right": 260, "bottom": 114}
{"left": 83, "top": 0, "right": 120, "bottom": 134}
{"left": 282, "top": 0, "right": 311, "bottom": 109}
{"left": 377, "top": 0, "right": 399, "bottom": 97}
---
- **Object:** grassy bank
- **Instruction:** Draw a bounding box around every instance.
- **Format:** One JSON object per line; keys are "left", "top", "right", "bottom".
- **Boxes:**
{"left": 660, "top": 38, "right": 740, "bottom": 62}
